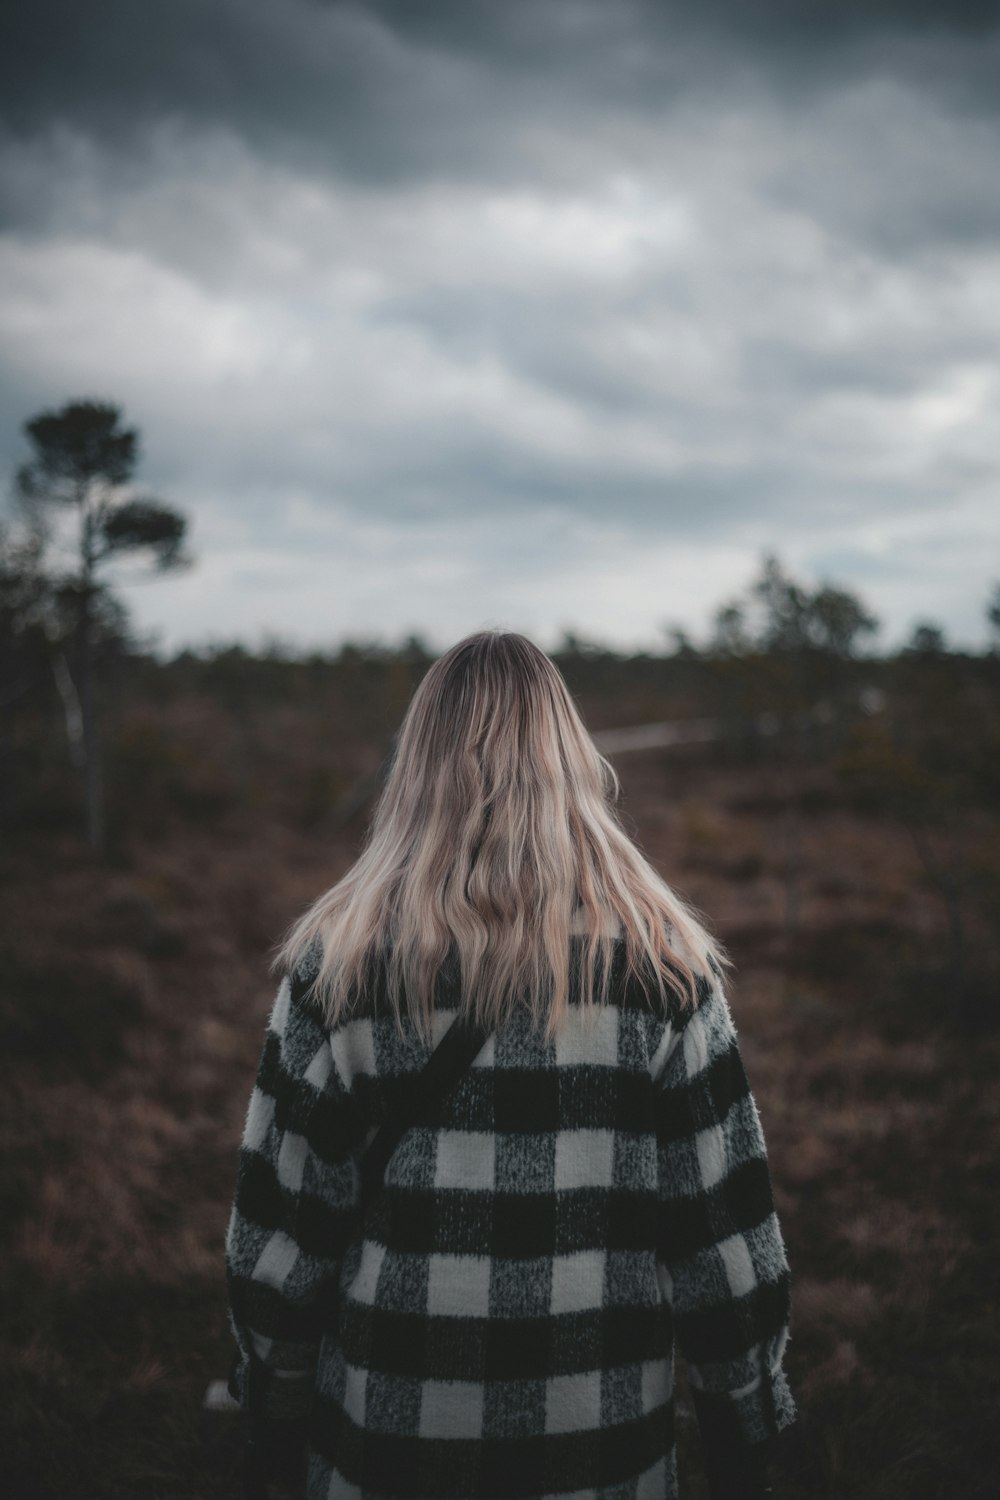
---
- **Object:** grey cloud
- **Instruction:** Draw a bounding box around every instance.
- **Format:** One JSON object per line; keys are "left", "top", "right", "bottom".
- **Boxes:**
{"left": 1, "top": 1, "right": 513, "bottom": 186}
{"left": 3, "top": 0, "right": 999, "bottom": 297}
{"left": 4, "top": 1, "right": 1000, "bottom": 191}
{"left": 2, "top": 0, "right": 999, "bottom": 655}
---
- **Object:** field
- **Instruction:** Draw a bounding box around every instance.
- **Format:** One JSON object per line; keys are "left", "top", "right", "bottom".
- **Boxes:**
{"left": 2, "top": 657, "right": 998, "bottom": 1499}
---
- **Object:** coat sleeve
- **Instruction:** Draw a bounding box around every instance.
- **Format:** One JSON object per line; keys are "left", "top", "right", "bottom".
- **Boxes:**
{"left": 652, "top": 972, "right": 797, "bottom": 1447}
{"left": 225, "top": 966, "right": 360, "bottom": 1420}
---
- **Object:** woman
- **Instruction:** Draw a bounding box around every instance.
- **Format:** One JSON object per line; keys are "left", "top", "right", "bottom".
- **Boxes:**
{"left": 225, "top": 630, "right": 796, "bottom": 1499}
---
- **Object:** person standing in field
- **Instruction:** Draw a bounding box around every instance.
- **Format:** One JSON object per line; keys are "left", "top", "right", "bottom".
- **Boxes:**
{"left": 225, "top": 629, "right": 796, "bottom": 1499}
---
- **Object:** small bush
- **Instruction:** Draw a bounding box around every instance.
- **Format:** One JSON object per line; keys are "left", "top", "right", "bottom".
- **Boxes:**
{"left": 0, "top": 952, "right": 143, "bottom": 1073}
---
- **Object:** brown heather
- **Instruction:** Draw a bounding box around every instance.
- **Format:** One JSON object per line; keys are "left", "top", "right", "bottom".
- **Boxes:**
{"left": 1, "top": 664, "right": 998, "bottom": 1498}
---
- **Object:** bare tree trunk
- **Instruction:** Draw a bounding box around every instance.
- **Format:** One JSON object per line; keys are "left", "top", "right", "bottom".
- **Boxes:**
{"left": 51, "top": 650, "right": 85, "bottom": 770}
{"left": 943, "top": 872, "right": 965, "bottom": 1018}
{"left": 907, "top": 816, "right": 967, "bottom": 1020}
{"left": 78, "top": 589, "right": 105, "bottom": 855}
{"left": 0, "top": 699, "right": 14, "bottom": 827}
{"left": 76, "top": 483, "right": 106, "bottom": 857}
{"left": 0, "top": 670, "right": 32, "bottom": 826}
{"left": 782, "top": 791, "right": 801, "bottom": 964}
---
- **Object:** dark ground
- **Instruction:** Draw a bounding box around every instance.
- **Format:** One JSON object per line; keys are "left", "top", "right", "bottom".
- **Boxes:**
{"left": 2, "top": 730, "right": 998, "bottom": 1498}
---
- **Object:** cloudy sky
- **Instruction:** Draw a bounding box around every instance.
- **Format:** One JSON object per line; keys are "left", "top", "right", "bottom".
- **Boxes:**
{"left": 2, "top": 0, "right": 999, "bottom": 656}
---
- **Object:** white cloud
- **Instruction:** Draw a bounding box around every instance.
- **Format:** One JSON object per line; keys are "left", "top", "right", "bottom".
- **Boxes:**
{"left": 2, "top": 44, "right": 999, "bottom": 656}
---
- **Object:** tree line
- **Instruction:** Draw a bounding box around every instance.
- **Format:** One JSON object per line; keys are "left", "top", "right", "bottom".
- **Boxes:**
{"left": 3, "top": 396, "right": 1000, "bottom": 899}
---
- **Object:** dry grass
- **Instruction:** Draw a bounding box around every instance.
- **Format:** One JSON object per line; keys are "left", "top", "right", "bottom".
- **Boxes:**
{"left": 2, "top": 741, "right": 998, "bottom": 1498}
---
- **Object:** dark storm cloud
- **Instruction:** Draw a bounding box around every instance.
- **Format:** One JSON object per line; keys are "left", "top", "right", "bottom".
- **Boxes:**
{"left": 1, "top": 0, "right": 509, "bottom": 185}
{"left": 4, "top": 1, "right": 1000, "bottom": 187}
{"left": 4, "top": 0, "right": 999, "bottom": 282}
{"left": 3, "top": 0, "right": 637, "bottom": 186}
{"left": 2, "top": 0, "right": 998, "bottom": 652}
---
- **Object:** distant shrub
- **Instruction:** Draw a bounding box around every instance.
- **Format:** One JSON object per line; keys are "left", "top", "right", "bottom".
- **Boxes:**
{"left": 790, "top": 917, "right": 912, "bottom": 989}
{"left": 109, "top": 715, "right": 238, "bottom": 830}
{"left": 96, "top": 891, "right": 186, "bottom": 960}
{"left": 0, "top": 952, "right": 143, "bottom": 1072}
{"left": 723, "top": 852, "right": 766, "bottom": 882}
{"left": 297, "top": 764, "right": 348, "bottom": 826}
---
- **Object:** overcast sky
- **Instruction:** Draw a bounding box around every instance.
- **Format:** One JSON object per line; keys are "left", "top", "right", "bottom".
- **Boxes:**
{"left": 2, "top": 0, "right": 999, "bottom": 656}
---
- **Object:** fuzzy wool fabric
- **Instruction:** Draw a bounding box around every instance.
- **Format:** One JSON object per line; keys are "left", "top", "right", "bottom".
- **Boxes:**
{"left": 225, "top": 940, "right": 796, "bottom": 1499}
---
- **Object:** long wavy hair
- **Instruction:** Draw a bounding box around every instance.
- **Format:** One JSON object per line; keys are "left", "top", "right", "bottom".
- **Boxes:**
{"left": 274, "top": 629, "right": 730, "bottom": 1043}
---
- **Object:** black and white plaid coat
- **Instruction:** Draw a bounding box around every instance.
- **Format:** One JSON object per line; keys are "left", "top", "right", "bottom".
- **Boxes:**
{"left": 225, "top": 937, "right": 796, "bottom": 1499}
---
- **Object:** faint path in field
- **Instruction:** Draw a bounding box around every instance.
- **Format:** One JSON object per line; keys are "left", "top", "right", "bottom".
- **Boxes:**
{"left": 330, "top": 693, "right": 885, "bottom": 823}
{"left": 593, "top": 710, "right": 783, "bottom": 754}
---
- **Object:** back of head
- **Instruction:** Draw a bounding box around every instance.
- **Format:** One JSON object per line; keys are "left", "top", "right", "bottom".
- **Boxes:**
{"left": 275, "top": 629, "right": 729, "bottom": 1042}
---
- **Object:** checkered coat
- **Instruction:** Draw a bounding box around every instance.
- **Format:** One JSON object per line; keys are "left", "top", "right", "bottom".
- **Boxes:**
{"left": 225, "top": 940, "right": 796, "bottom": 1498}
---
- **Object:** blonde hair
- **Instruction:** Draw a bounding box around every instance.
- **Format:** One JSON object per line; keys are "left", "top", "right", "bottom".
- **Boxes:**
{"left": 274, "top": 629, "right": 730, "bottom": 1044}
